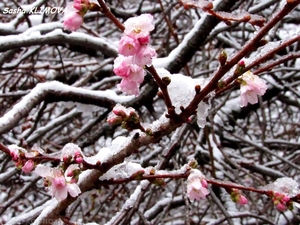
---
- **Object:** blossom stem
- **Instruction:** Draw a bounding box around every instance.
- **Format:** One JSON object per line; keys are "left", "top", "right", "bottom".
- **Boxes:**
{"left": 207, "top": 179, "right": 267, "bottom": 195}
{"left": 221, "top": 33, "right": 300, "bottom": 91}
{"left": 97, "top": 0, "right": 125, "bottom": 31}
{"left": 0, "top": 142, "right": 10, "bottom": 155}
{"left": 254, "top": 52, "right": 300, "bottom": 75}
{"left": 147, "top": 65, "right": 176, "bottom": 118}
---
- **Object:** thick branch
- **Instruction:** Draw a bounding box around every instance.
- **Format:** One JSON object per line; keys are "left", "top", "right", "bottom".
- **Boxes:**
{"left": 0, "top": 81, "right": 133, "bottom": 135}
{"left": 0, "top": 29, "right": 118, "bottom": 58}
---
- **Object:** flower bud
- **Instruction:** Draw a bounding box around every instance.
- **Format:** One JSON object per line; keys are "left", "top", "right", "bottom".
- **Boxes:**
{"left": 22, "top": 160, "right": 35, "bottom": 173}
{"left": 153, "top": 178, "right": 166, "bottom": 186}
{"left": 234, "top": 60, "right": 246, "bottom": 76}
{"left": 75, "top": 156, "right": 83, "bottom": 164}
{"left": 130, "top": 170, "right": 145, "bottom": 180}
{"left": 218, "top": 80, "right": 226, "bottom": 89}
{"left": 145, "top": 128, "right": 153, "bottom": 136}
{"left": 218, "top": 50, "right": 227, "bottom": 66}
{"left": 149, "top": 168, "right": 156, "bottom": 175}
{"left": 237, "top": 195, "right": 248, "bottom": 205}
{"left": 188, "top": 159, "right": 198, "bottom": 169}
{"left": 157, "top": 91, "right": 164, "bottom": 99}
{"left": 162, "top": 76, "right": 171, "bottom": 86}
{"left": 195, "top": 84, "right": 201, "bottom": 94}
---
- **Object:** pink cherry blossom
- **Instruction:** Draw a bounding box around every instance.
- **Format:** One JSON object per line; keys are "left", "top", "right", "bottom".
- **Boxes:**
{"left": 134, "top": 45, "right": 157, "bottom": 66}
{"left": 117, "top": 78, "right": 140, "bottom": 96}
{"left": 114, "top": 14, "right": 156, "bottom": 96}
{"left": 63, "top": 3, "right": 83, "bottom": 31}
{"left": 124, "top": 14, "right": 154, "bottom": 39}
{"left": 35, "top": 165, "right": 81, "bottom": 201}
{"left": 240, "top": 71, "right": 268, "bottom": 107}
{"left": 113, "top": 55, "right": 133, "bottom": 77}
{"left": 63, "top": 11, "right": 83, "bottom": 31}
{"left": 52, "top": 174, "right": 68, "bottom": 201}
{"left": 118, "top": 35, "right": 141, "bottom": 56}
{"left": 22, "top": 160, "right": 35, "bottom": 173}
{"left": 186, "top": 169, "right": 209, "bottom": 202}
{"left": 128, "top": 65, "right": 145, "bottom": 83}
{"left": 113, "top": 55, "right": 145, "bottom": 81}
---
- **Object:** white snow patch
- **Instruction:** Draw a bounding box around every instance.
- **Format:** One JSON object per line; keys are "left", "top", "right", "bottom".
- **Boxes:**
{"left": 156, "top": 68, "right": 211, "bottom": 127}
{"left": 16, "top": 15, "right": 44, "bottom": 32}
{"left": 100, "top": 162, "right": 144, "bottom": 180}
{"left": 263, "top": 177, "right": 299, "bottom": 197}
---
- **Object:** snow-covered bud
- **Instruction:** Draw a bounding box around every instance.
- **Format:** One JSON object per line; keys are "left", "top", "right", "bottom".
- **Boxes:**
{"left": 61, "top": 143, "right": 84, "bottom": 164}
{"left": 112, "top": 104, "right": 133, "bottom": 117}
{"left": 8, "top": 145, "right": 25, "bottom": 161}
{"left": 108, "top": 104, "right": 142, "bottom": 131}
{"left": 107, "top": 114, "right": 123, "bottom": 125}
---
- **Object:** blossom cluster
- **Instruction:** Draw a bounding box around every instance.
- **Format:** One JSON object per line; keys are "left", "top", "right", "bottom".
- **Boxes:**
{"left": 113, "top": 14, "right": 157, "bottom": 96}
{"left": 8, "top": 145, "right": 36, "bottom": 173}
{"left": 8, "top": 143, "right": 83, "bottom": 201}
{"left": 239, "top": 70, "right": 268, "bottom": 107}
{"left": 61, "top": 143, "right": 84, "bottom": 164}
{"left": 34, "top": 143, "right": 83, "bottom": 201}
{"left": 270, "top": 191, "right": 293, "bottom": 211}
